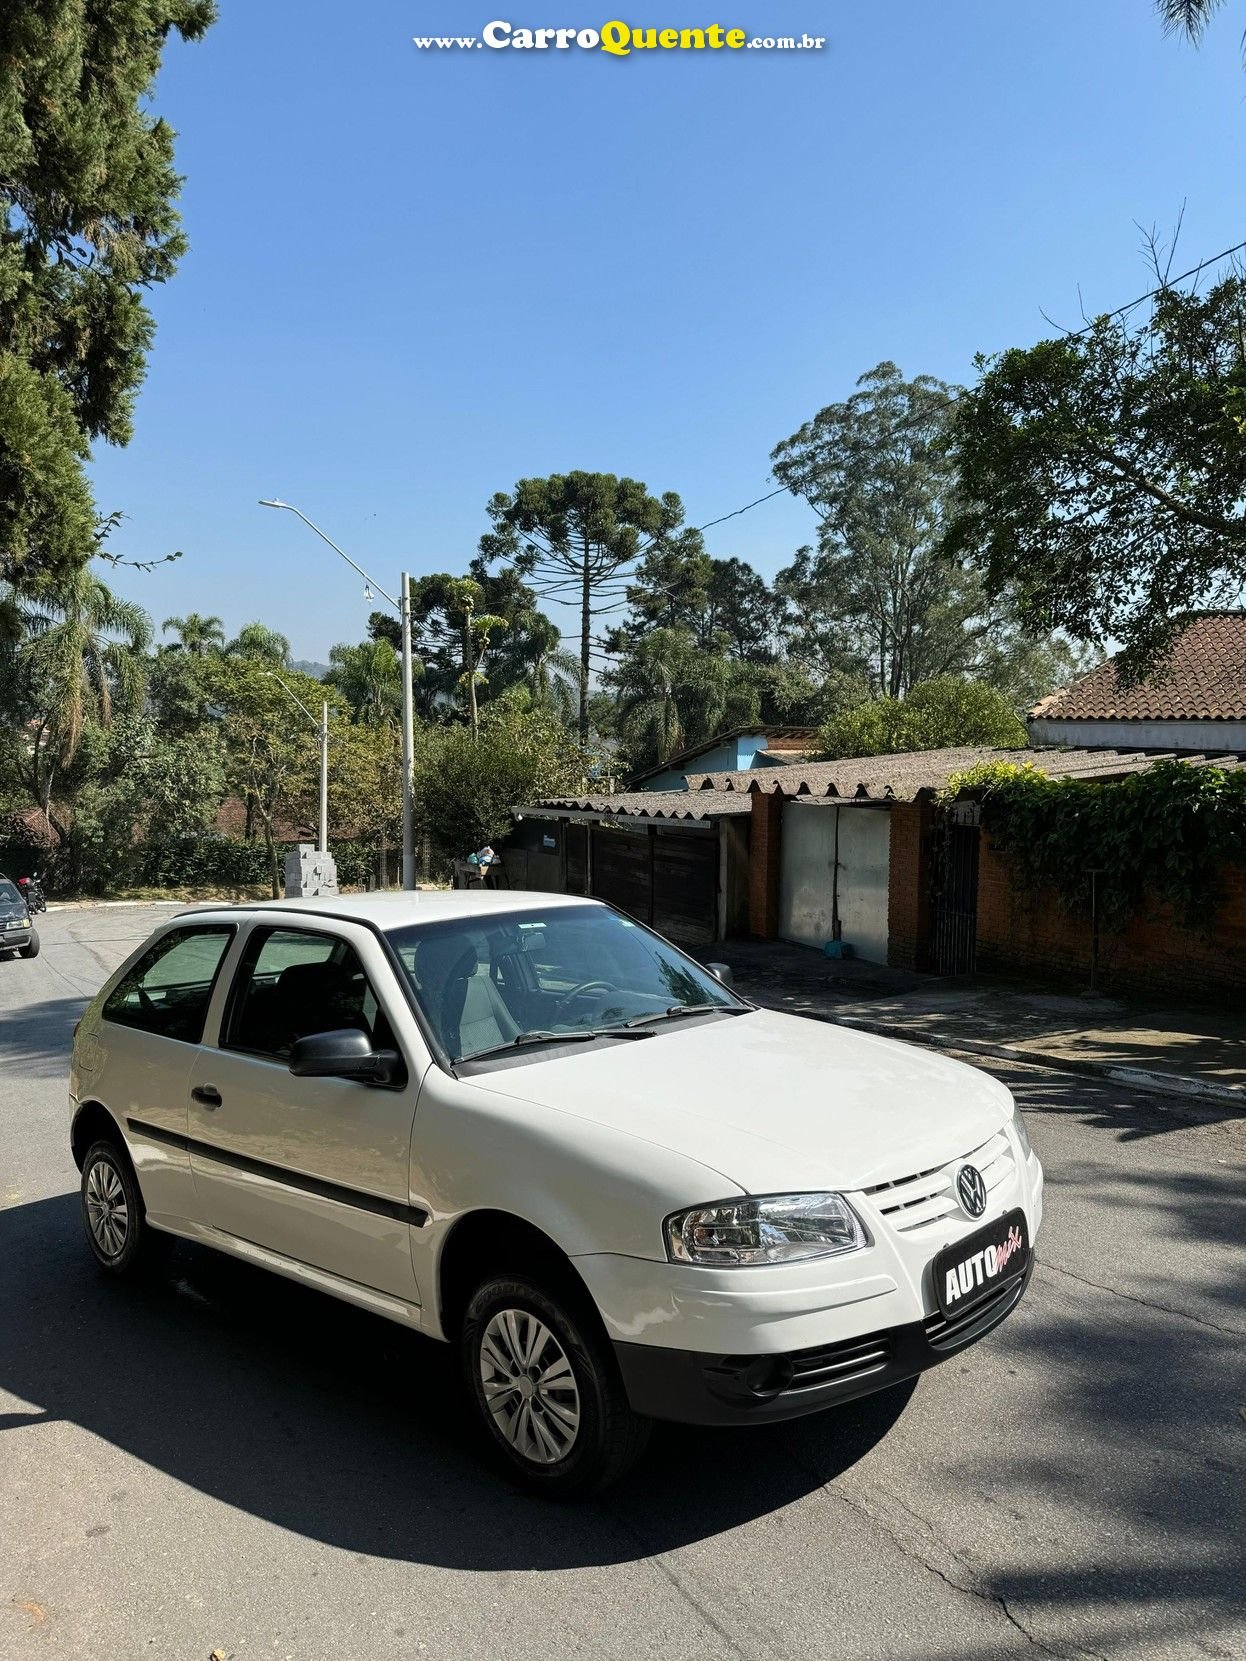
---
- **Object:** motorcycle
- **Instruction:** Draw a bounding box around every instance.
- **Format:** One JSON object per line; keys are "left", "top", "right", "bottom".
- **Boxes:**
{"left": 18, "top": 872, "right": 46, "bottom": 914}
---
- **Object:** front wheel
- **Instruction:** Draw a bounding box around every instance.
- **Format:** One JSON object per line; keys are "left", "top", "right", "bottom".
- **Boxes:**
{"left": 19, "top": 928, "right": 39, "bottom": 958}
{"left": 462, "top": 1275, "right": 650, "bottom": 1497}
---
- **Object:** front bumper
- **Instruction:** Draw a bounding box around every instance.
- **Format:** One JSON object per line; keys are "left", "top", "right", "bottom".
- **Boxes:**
{"left": 613, "top": 1253, "right": 1033, "bottom": 1426}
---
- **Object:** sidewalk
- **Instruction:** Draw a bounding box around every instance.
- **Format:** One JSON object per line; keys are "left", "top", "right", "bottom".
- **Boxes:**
{"left": 710, "top": 939, "right": 1246, "bottom": 1107}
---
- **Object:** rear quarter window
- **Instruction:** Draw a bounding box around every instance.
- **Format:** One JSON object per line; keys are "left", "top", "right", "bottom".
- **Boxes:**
{"left": 102, "top": 925, "right": 236, "bottom": 1045}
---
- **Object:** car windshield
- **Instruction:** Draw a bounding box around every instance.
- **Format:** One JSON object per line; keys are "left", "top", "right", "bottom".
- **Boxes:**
{"left": 0, "top": 880, "right": 22, "bottom": 904}
{"left": 387, "top": 903, "right": 741, "bottom": 1064}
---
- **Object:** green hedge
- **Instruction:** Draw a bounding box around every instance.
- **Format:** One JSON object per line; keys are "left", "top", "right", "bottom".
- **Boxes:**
{"left": 134, "top": 835, "right": 382, "bottom": 891}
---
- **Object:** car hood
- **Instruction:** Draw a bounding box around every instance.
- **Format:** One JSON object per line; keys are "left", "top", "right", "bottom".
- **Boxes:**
{"left": 0, "top": 901, "right": 29, "bottom": 921}
{"left": 472, "top": 1007, "right": 1013, "bottom": 1194}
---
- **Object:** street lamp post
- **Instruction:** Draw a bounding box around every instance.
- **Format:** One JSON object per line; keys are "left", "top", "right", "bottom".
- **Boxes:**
{"left": 259, "top": 499, "right": 418, "bottom": 889}
{"left": 265, "top": 672, "right": 329, "bottom": 855}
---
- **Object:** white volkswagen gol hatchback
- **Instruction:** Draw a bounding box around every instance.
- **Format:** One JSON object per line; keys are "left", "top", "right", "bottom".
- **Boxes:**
{"left": 70, "top": 892, "right": 1043, "bottom": 1495}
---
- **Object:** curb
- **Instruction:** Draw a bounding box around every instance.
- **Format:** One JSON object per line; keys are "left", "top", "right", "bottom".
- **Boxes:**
{"left": 45, "top": 900, "right": 184, "bottom": 912}
{"left": 759, "top": 1003, "right": 1246, "bottom": 1108}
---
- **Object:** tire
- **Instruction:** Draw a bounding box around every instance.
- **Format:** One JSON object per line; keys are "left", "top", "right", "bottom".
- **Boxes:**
{"left": 80, "top": 1138, "right": 164, "bottom": 1277}
{"left": 462, "top": 1274, "right": 650, "bottom": 1497}
{"left": 19, "top": 928, "right": 39, "bottom": 958}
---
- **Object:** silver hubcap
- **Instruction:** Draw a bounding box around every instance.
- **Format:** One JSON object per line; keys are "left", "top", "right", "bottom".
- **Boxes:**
{"left": 85, "top": 1159, "right": 128, "bottom": 1259}
{"left": 479, "top": 1308, "right": 581, "bottom": 1465}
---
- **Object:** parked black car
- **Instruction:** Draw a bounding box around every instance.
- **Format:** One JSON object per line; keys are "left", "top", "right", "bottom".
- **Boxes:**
{"left": 0, "top": 876, "right": 40, "bottom": 958}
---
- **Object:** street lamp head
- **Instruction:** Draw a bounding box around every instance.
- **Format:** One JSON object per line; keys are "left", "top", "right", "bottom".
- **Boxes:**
{"left": 258, "top": 498, "right": 288, "bottom": 509}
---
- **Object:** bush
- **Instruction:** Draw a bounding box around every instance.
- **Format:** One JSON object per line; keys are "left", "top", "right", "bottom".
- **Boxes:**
{"left": 948, "top": 759, "right": 1246, "bottom": 930}
{"left": 135, "top": 836, "right": 274, "bottom": 889}
{"left": 818, "top": 677, "right": 1027, "bottom": 759}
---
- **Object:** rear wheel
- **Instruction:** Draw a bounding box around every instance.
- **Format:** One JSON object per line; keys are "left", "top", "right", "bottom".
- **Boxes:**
{"left": 80, "top": 1138, "right": 163, "bottom": 1276}
{"left": 462, "top": 1275, "right": 649, "bottom": 1497}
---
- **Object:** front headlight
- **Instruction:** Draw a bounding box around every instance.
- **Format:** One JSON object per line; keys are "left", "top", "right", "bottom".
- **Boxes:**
{"left": 1010, "top": 1098, "right": 1032, "bottom": 1159}
{"left": 665, "top": 1192, "right": 867, "bottom": 1267}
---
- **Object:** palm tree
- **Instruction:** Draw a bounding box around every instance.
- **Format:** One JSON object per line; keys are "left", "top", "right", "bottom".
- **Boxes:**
{"left": 324, "top": 638, "right": 407, "bottom": 726}
{"left": 1158, "top": 2, "right": 1224, "bottom": 40}
{"left": 613, "top": 630, "right": 689, "bottom": 770}
{"left": 527, "top": 633, "right": 582, "bottom": 727}
{"left": 11, "top": 569, "right": 152, "bottom": 840}
{"left": 225, "top": 621, "right": 290, "bottom": 667}
{"left": 161, "top": 612, "right": 224, "bottom": 655}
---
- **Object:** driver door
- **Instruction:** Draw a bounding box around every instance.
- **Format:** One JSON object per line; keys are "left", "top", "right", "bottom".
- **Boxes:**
{"left": 187, "top": 922, "right": 423, "bottom": 1305}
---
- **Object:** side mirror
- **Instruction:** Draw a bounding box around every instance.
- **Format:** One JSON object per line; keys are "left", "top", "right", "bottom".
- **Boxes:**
{"left": 289, "top": 1028, "right": 402, "bottom": 1086}
{"left": 706, "top": 962, "right": 734, "bottom": 987}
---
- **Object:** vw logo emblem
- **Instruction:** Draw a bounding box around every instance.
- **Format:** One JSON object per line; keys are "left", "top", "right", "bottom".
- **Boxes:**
{"left": 957, "top": 1164, "right": 987, "bottom": 1218}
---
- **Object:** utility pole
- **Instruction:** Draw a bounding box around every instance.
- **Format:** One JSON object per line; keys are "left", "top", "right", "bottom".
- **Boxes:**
{"left": 400, "top": 572, "right": 416, "bottom": 889}
{"left": 259, "top": 499, "right": 418, "bottom": 889}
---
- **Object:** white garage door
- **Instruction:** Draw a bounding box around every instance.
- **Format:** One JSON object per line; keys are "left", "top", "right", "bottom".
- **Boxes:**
{"left": 779, "top": 803, "right": 890, "bottom": 965}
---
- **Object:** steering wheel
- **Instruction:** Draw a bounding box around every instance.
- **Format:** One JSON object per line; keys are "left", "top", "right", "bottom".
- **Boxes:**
{"left": 551, "top": 979, "right": 615, "bottom": 1021}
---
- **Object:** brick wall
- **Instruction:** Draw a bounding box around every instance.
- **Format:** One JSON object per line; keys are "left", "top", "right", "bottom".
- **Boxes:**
{"left": 748, "top": 790, "right": 783, "bottom": 939}
{"left": 888, "top": 800, "right": 933, "bottom": 970}
{"left": 976, "top": 834, "right": 1246, "bottom": 1002}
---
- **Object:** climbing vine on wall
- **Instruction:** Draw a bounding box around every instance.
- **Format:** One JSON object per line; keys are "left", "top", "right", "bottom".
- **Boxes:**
{"left": 943, "top": 760, "right": 1246, "bottom": 931}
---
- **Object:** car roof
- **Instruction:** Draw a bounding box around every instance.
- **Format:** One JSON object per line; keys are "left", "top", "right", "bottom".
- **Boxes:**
{"left": 174, "top": 889, "right": 603, "bottom": 932}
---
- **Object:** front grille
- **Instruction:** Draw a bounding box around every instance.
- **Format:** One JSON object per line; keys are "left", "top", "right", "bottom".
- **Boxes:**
{"left": 923, "top": 1271, "right": 1025, "bottom": 1350}
{"left": 863, "top": 1129, "right": 1016, "bottom": 1236}
{"left": 785, "top": 1329, "right": 893, "bottom": 1394}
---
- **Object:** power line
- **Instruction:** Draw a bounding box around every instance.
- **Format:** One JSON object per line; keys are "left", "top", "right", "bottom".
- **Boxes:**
{"left": 693, "top": 234, "right": 1246, "bottom": 535}
{"left": 696, "top": 485, "right": 788, "bottom": 533}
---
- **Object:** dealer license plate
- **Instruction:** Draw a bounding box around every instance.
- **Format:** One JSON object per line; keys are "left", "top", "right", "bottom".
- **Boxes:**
{"left": 934, "top": 1207, "right": 1029, "bottom": 1318}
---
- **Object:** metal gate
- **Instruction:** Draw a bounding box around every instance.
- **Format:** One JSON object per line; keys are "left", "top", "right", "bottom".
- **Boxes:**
{"left": 930, "top": 805, "right": 981, "bottom": 975}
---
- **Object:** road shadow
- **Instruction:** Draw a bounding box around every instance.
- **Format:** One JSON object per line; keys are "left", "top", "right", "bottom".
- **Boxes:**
{"left": 0, "top": 992, "right": 82, "bottom": 1080}
{"left": 0, "top": 1192, "right": 915, "bottom": 1569}
{"left": 995, "top": 1055, "right": 1246, "bottom": 1140}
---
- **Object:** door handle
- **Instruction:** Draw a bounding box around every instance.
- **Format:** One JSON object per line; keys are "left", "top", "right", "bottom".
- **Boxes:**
{"left": 191, "top": 1085, "right": 222, "bottom": 1108}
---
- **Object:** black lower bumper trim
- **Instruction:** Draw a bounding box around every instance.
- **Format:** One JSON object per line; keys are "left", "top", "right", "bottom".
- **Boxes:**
{"left": 613, "top": 1254, "right": 1033, "bottom": 1427}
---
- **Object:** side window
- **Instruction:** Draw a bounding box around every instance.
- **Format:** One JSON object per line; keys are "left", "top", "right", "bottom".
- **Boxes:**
{"left": 224, "top": 927, "right": 402, "bottom": 1074}
{"left": 102, "top": 927, "right": 236, "bottom": 1045}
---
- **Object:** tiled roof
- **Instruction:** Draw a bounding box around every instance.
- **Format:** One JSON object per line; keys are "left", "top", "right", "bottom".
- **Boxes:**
{"left": 1030, "top": 613, "right": 1246, "bottom": 722}
{"left": 517, "top": 791, "right": 753, "bottom": 821}
{"left": 686, "top": 745, "right": 1246, "bottom": 802}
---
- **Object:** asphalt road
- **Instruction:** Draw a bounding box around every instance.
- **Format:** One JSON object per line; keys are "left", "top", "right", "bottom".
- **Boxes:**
{"left": 2, "top": 905, "right": 1244, "bottom": 1661}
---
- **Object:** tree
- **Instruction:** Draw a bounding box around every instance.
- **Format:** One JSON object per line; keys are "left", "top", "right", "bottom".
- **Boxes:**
{"left": 287, "top": 715, "right": 404, "bottom": 886}
{"left": 480, "top": 472, "right": 692, "bottom": 740}
{"left": 817, "top": 677, "right": 1028, "bottom": 761}
{"left": 162, "top": 613, "right": 224, "bottom": 655}
{"left": 2, "top": 569, "right": 151, "bottom": 842}
{"left": 226, "top": 622, "right": 291, "bottom": 667}
{"left": 614, "top": 548, "right": 783, "bottom": 662}
{"left": 773, "top": 364, "right": 995, "bottom": 698}
{"left": 607, "top": 629, "right": 760, "bottom": 775}
{"left": 324, "top": 638, "right": 404, "bottom": 727}
{"left": 1158, "top": 3, "right": 1225, "bottom": 43}
{"left": 465, "top": 559, "right": 581, "bottom": 722}
{"left": 413, "top": 702, "right": 588, "bottom": 866}
{"left": 200, "top": 657, "right": 322, "bottom": 895}
{"left": 0, "top": 3, "right": 215, "bottom": 595}
{"left": 946, "top": 275, "right": 1246, "bottom": 680}
{"left": 409, "top": 575, "right": 506, "bottom": 735}
{"left": 66, "top": 714, "right": 225, "bottom": 892}
{"left": 703, "top": 558, "right": 785, "bottom": 660}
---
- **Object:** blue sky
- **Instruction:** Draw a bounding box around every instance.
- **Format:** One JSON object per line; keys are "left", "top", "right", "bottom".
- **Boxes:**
{"left": 91, "top": 1, "right": 1246, "bottom": 662}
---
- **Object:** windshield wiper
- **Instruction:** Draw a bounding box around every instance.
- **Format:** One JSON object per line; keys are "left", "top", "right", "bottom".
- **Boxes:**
{"left": 455, "top": 1027, "right": 654, "bottom": 1064}
{"left": 622, "top": 1002, "right": 740, "bottom": 1030}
